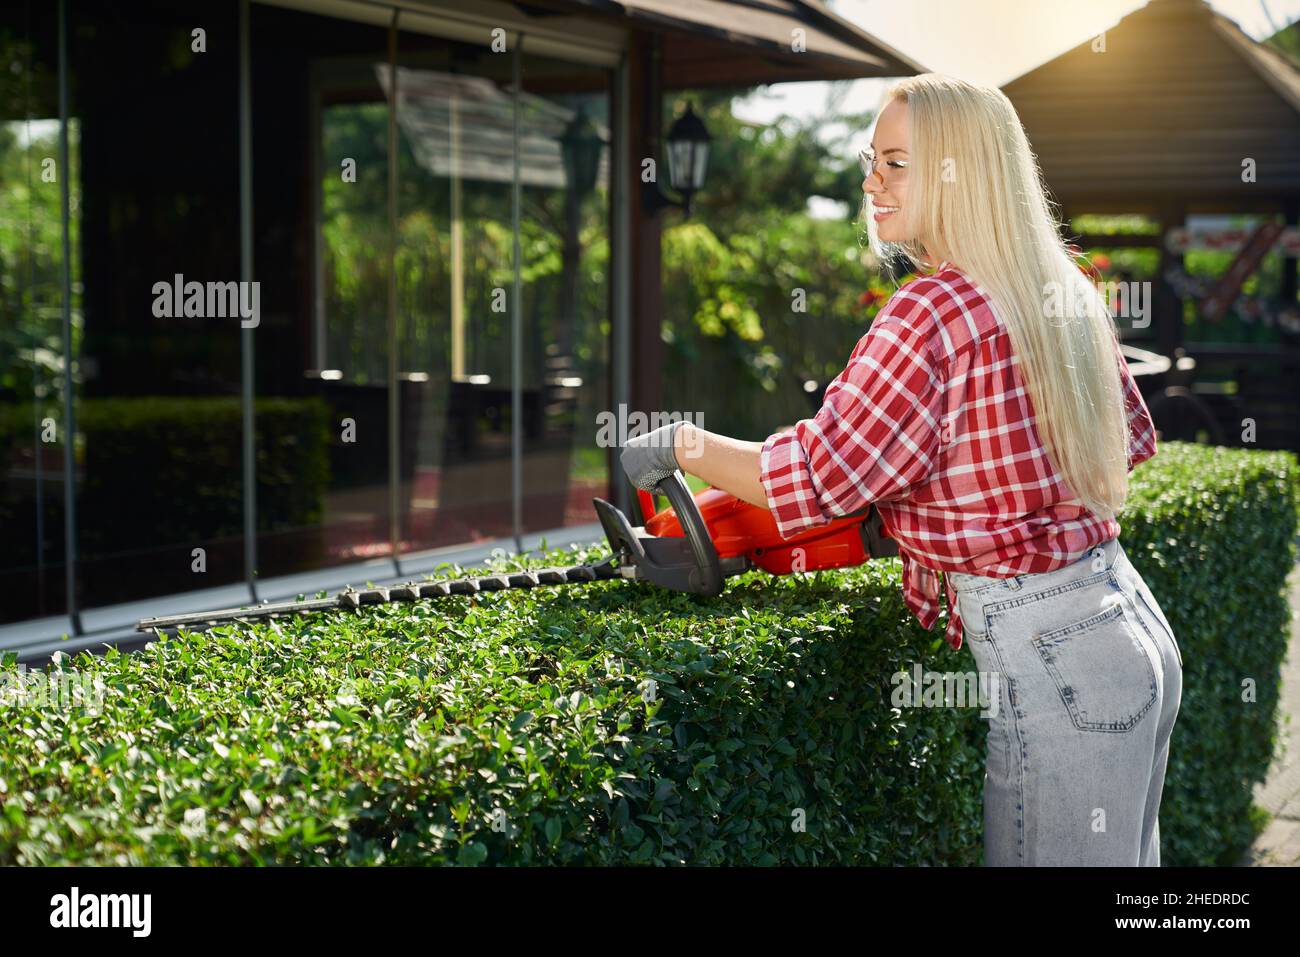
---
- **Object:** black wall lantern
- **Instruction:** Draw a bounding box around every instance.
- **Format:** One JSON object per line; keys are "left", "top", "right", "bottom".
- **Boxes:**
{"left": 644, "top": 101, "right": 711, "bottom": 217}
{"left": 556, "top": 103, "right": 606, "bottom": 381}
{"left": 560, "top": 104, "right": 603, "bottom": 200}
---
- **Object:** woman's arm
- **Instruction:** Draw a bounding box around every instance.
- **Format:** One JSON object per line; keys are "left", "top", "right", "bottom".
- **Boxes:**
{"left": 672, "top": 422, "right": 770, "bottom": 509}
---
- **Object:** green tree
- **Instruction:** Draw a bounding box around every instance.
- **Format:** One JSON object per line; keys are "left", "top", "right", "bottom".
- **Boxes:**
{"left": 659, "top": 85, "right": 898, "bottom": 439}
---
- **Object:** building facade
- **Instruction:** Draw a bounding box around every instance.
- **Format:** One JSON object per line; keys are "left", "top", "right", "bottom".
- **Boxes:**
{"left": 0, "top": 0, "right": 918, "bottom": 658}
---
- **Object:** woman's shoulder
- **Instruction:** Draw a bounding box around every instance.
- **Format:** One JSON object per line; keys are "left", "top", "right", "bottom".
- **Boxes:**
{"left": 874, "top": 265, "right": 999, "bottom": 357}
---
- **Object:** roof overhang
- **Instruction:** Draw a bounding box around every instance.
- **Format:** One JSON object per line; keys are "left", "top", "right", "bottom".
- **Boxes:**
{"left": 1001, "top": 0, "right": 1300, "bottom": 204}
{"left": 257, "top": 0, "right": 924, "bottom": 85}
{"left": 520, "top": 0, "right": 927, "bottom": 87}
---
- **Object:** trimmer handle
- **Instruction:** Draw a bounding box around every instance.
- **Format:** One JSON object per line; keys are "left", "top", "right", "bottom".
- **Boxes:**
{"left": 653, "top": 471, "right": 724, "bottom": 595}
{"left": 596, "top": 471, "right": 725, "bottom": 596}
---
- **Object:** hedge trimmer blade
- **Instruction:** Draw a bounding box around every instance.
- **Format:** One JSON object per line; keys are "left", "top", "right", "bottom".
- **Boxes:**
{"left": 136, "top": 470, "right": 899, "bottom": 638}
{"left": 136, "top": 554, "right": 623, "bottom": 637}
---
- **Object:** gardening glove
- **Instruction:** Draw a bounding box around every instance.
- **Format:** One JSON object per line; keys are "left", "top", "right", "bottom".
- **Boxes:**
{"left": 620, "top": 420, "right": 684, "bottom": 492}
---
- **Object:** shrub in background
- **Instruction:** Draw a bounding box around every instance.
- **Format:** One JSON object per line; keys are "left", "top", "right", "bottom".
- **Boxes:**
{"left": 0, "top": 396, "right": 330, "bottom": 565}
{"left": 1116, "top": 441, "right": 1298, "bottom": 864}
{"left": 78, "top": 396, "right": 330, "bottom": 549}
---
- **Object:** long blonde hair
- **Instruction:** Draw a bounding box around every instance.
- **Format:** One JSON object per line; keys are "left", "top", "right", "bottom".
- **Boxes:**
{"left": 863, "top": 73, "right": 1129, "bottom": 520}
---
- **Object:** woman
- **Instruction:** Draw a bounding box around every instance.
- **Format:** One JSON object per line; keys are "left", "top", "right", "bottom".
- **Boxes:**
{"left": 620, "top": 74, "right": 1183, "bottom": 867}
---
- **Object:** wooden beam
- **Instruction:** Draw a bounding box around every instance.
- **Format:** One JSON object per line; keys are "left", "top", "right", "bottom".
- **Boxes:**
{"left": 628, "top": 31, "right": 664, "bottom": 421}
{"left": 1155, "top": 199, "right": 1187, "bottom": 359}
{"left": 1284, "top": 197, "right": 1298, "bottom": 305}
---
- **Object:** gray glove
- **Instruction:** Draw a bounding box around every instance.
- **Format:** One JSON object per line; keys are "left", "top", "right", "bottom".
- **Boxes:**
{"left": 620, "top": 420, "right": 684, "bottom": 491}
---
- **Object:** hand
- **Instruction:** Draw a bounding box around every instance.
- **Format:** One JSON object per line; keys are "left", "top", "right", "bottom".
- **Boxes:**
{"left": 620, "top": 421, "right": 684, "bottom": 491}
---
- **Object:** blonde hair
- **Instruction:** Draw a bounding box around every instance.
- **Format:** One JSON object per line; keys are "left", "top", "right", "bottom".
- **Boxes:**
{"left": 863, "top": 73, "right": 1129, "bottom": 520}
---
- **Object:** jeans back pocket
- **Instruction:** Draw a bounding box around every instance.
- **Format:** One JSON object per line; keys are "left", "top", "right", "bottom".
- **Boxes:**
{"left": 1031, "top": 601, "right": 1159, "bottom": 733}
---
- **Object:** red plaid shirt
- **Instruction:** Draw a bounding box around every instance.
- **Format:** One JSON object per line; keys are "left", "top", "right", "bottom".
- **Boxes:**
{"left": 759, "top": 262, "right": 1157, "bottom": 652}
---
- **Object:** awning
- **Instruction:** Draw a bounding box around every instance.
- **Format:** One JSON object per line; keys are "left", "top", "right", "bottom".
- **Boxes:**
{"left": 260, "top": 0, "right": 924, "bottom": 83}
{"left": 375, "top": 65, "right": 612, "bottom": 187}
{"left": 533, "top": 0, "right": 927, "bottom": 86}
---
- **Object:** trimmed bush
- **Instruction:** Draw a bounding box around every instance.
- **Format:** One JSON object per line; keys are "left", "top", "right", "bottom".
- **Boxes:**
{"left": 1112, "top": 441, "right": 1299, "bottom": 865}
{"left": 0, "top": 441, "right": 1293, "bottom": 865}
{"left": 0, "top": 396, "right": 330, "bottom": 561}
{"left": 78, "top": 396, "right": 331, "bottom": 549}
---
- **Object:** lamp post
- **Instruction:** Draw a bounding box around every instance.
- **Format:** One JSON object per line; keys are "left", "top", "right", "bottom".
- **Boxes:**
{"left": 555, "top": 104, "right": 605, "bottom": 395}
{"left": 561, "top": 103, "right": 603, "bottom": 200}
{"left": 644, "top": 100, "right": 712, "bottom": 217}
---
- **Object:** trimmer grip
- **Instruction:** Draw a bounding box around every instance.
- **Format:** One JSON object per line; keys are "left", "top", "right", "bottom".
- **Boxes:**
{"left": 655, "top": 471, "right": 724, "bottom": 595}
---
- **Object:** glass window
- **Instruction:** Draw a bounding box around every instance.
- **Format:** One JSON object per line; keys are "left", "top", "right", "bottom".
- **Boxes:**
{"left": 0, "top": 1, "right": 619, "bottom": 632}
{"left": 390, "top": 31, "right": 518, "bottom": 551}
{"left": 0, "top": 1, "right": 67, "bottom": 624}
{"left": 70, "top": 0, "right": 244, "bottom": 612}
{"left": 388, "top": 32, "right": 613, "bottom": 553}
{"left": 250, "top": 4, "right": 394, "bottom": 577}
{"left": 517, "top": 53, "right": 612, "bottom": 537}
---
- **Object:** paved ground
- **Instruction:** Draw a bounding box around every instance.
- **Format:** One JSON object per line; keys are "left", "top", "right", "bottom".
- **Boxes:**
{"left": 1241, "top": 557, "right": 1300, "bottom": 866}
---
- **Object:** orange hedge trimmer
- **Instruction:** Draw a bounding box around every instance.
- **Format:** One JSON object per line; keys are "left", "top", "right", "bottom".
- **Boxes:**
{"left": 136, "top": 472, "right": 899, "bottom": 636}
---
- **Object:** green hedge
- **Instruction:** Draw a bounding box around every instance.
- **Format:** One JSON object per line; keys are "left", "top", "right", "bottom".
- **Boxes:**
{"left": 1112, "top": 441, "right": 1298, "bottom": 864}
{"left": 0, "top": 441, "right": 1293, "bottom": 865}
{"left": 0, "top": 396, "right": 330, "bottom": 561}
{"left": 77, "top": 397, "right": 331, "bottom": 549}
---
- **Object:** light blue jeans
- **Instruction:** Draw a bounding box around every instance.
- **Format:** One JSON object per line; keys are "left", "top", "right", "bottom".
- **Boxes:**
{"left": 947, "top": 536, "right": 1183, "bottom": 866}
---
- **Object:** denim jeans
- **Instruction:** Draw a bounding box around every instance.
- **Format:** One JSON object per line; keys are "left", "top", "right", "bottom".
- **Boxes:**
{"left": 947, "top": 535, "right": 1183, "bottom": 866}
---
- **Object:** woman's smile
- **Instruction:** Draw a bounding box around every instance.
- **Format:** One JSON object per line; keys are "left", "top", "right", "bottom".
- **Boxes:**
{"left": 862, "top": 97, "right": 911, "bottom": 242}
